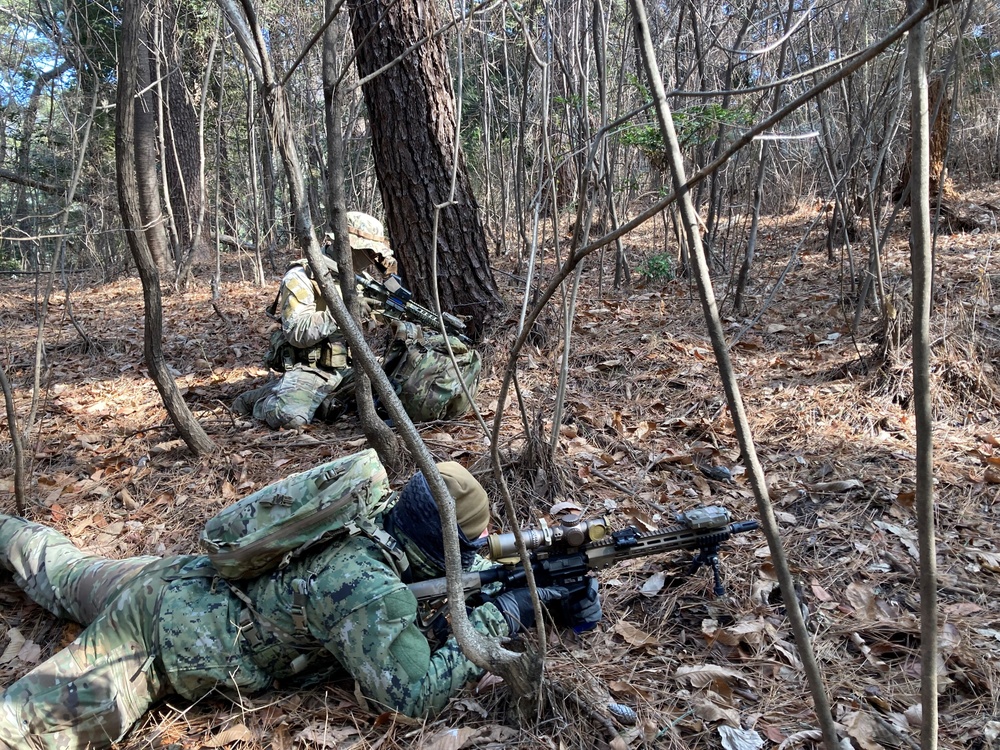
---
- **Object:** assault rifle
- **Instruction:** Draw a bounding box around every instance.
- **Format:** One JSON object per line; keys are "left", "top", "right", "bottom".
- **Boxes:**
{"left": 355, "top": 272, "right": 472, "bottom": 345}
{"left": 407, "top": 506, "right": 759, "bottom": 609}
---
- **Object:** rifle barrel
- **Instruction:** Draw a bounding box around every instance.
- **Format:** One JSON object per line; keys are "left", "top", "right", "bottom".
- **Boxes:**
{"left": 408, "top": 514, "right": 758, "bottom": 602}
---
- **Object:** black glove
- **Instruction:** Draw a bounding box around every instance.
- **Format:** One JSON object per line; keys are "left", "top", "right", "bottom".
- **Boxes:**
{"left": 491, "top": 586, "right": 568, "bottom": 635}
{"left": 568, "top": 577, "right": 603, "bottom": 633}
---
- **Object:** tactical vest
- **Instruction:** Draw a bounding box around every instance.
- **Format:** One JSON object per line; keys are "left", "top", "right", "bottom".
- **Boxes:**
{"left": 264, "top": 259, "right": 349, "bottom": 372}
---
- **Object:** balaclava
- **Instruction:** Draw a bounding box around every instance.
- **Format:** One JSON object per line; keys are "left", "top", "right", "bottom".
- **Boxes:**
{"left": 384, "top": 463, "right": 489, "bottom": 581}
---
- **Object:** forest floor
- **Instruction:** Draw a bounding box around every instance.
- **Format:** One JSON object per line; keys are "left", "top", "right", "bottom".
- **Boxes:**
{"left": 2, "top": 200, "right": 1000, "bottom": 750}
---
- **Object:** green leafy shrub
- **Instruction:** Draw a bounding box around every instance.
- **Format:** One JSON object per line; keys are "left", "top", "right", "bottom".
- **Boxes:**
{"left": 619, "top": 101, "right": 754, "bottom": 168}
{"left": 638, "top": 252, "right": 674, "bottom": 282}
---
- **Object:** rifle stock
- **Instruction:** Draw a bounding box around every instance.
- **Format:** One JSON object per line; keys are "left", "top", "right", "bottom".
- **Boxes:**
{"left": 407, "top": 506, "right": 758, "bottom": 603}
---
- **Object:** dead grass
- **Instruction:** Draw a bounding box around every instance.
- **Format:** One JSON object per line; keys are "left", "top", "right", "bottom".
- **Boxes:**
{"left": 2, "top": 203, "right": 1000, "bottom": 749}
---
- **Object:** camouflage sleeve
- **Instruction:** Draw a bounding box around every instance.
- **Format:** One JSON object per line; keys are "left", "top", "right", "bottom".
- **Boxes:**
{"left": 280, "top": 266, "right": 341, "bottom": 348}
{"left": 305, "top": 541, "right": 510, "bottom": 717}
{"left": 316, "top": 588, "right": 508, "bottom": 717}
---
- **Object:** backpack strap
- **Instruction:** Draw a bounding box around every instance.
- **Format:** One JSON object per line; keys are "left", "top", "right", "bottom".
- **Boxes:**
{"left": 364, "top": 526, "right": 410, "bottom": 580}
{"left": 265, "top": 286, "right": 283, "bottom": 321}
{"left": 229, "top": 579, "right": 316, "bottom": 675}
{"left": 266, "top": 258, "right": 331, "bottom": 319}
{"left": 383, "top": 320, "right": 424, "bottom": 384}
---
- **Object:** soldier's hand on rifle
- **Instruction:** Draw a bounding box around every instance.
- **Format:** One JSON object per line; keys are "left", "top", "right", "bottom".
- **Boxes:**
{"left": 355, "top": 295, "right": 375, "bottom": 321}
{"left": 567, "top": 577, "right": 603, "bottom": 633}
{"left": 490, "top": 586, "right": 568, "bottom": 635}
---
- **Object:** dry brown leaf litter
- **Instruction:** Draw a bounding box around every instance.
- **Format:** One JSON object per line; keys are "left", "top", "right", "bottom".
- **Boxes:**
{"left": 1, "top": 207, "right": 1000, "bottom": 749}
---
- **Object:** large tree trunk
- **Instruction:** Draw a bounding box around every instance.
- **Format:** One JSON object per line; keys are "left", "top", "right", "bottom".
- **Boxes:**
{"left": 133, "top": 26, "right": 175, "bottom": 278}
{"left": 894, "top": 75, "right": 956, "bottom": 205}
{"left": 116, "top": 0, "right": 215, "bottom": 457}
{"left": 346, "top": 0, "right": 503, "bottom": 340}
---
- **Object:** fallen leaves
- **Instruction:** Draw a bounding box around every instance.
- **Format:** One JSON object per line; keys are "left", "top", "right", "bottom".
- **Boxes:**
{"left": 614, "top": 620, "right": 659, "bottom": 648}
{"left": 292, "top": 725, "right": 361, "bottom": 749}
{"left": 1, "top": 236, "right": 999, "bottom": 750}
{"left": 422, "top": 727, "right": 476, "bottom": 750}
{"left": 202, "top": 724, "right": 253, "bottom": 748}
{"left": 675, "top": 664, "right": 755, "bottom": 691}
{"left": 719, "top": 725, "right": 764, "bottom": 750}
{"left": 803, "top": 479, "right": 864, "bottom": 494}
{"left": 639, "top": 571, "right": 667, "bottom": 597}
{"left": 872, "top": 520, "right": 920, "bottom": 560}
{"left": 420, "top": 725, "right": 519, "bottom": 750}
{"left": 0, "top": 628, "right": 25, "bottom": 664}
{"left": 692, "top": 697, "right": 740, "bottom": 726}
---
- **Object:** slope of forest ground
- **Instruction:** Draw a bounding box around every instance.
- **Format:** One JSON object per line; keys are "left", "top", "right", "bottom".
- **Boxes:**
{"left": 2, "top": 202, "right": 1000, "bottom": 750}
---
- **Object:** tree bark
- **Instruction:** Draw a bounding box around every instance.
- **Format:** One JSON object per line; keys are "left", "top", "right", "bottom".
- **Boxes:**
{"left": 0, "top": 366, "right": 27, "bottom": 514}
{"left": 906, "top": 6, "right": 939, "bottom": 747}
{"left": 160, "top": 0, "right": 210, "bottom": 286}
{"left": 346, "top": 0, "right": 503, "bottom": 340}
{"left": 116, "top": 0, "right": 215, "bottom": 457}
{"left": 894, "top": 75, "right": 956, "bottom": 205}
{"left": 132, "top": 20, "right": 175, "bottom": 278}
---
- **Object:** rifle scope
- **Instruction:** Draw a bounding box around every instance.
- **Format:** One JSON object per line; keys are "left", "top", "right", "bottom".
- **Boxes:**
{"left": 486, "top": 515, "right": 608, "bottom": 560}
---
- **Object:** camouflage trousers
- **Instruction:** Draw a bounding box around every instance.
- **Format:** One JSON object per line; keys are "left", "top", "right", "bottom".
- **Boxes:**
{"left": 232, "top": 365, "right": 347, "bottom": 429}
{"left": 0, "top": 515, "right": 172, "bottom": 750}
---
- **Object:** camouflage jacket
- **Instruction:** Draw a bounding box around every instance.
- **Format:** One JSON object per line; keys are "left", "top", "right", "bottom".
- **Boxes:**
{"left": 279, "top": 261, "right": 343, "bottom": 349}
{"left": 157, "top": 534, "right": 509, "bottom": 717}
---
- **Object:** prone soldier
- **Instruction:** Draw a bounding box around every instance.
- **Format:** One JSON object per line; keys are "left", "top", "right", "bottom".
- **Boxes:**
{"left": 0, "top": 456, "right": 602, "bottom": 750}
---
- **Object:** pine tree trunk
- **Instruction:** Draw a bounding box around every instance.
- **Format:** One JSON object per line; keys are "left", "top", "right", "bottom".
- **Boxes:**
{"left": 160, "top": 0, "right": 208, "bottom": 287}
{"left": 346, "top": 0, "right": 503, "bottom": 339}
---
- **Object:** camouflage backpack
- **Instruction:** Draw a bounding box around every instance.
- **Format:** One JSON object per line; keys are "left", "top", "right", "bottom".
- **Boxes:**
{"left": 382, "top": 321, "right": 482, "bottom": 422}
{"left": 200, "top": 449, "right": 395, "bottom": 580}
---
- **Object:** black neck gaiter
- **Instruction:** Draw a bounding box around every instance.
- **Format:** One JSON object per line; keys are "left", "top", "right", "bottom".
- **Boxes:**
{"left": 384, "top": 472, "right": 478, "bottom": 581}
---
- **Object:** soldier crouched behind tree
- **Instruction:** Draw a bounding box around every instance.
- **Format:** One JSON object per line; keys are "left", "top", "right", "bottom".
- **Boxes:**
{"left": 0, "top": 454, "right": 603, "bottom": 750}
{"left": 232, "top": 211, "right": 394, "bottom": 429}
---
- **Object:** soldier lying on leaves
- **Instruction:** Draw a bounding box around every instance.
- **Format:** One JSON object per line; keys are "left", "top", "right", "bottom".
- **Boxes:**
{"left": 0, "top": 451, "right": 602, "bottom": 750}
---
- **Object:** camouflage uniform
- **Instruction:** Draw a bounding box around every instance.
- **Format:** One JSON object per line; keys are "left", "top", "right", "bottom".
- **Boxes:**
{"left": 232, "top": 260, "right": 351, "bottom": 429}
{"left": 0, "top": 515, "right": 508, "bottom": 750}
{"left": 382, "top": 321, "right": 482, "bottom": 422}
{"left": 233, "top": 212, "right": 393, "bottom": 429}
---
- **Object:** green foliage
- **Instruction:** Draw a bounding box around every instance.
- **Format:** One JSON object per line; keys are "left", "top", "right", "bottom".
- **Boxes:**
{"left": 637, "top": 252, "right": 674, "bottom": 283}
{"left": 620, "top": 124, "right": 663, "bottom": 153}
{"left": 65, "top": 1, "right": 120, "bottom": 82}
{"left": 674, "top": 103, "right": 753, "bottom": 147}
{"left": 620, "top": 102, "right": 754, "bottom": 163}
{"left": 0, "top": 256, "right": 21, "bottom": 273}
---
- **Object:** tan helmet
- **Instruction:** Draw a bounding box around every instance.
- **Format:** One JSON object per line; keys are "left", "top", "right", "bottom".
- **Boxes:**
{"left": 346, "top": 212, "right": 394, "bottom": 273}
